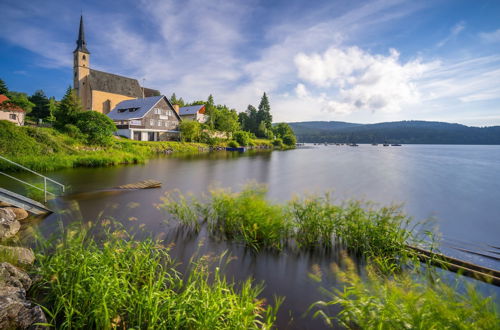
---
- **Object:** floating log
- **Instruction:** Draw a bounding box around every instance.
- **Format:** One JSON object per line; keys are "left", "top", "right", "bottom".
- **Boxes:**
{"left": 114, "top": 180, "right": 162, "bottom": 190}
{"left": 407, "top": 245, "right": 500, "bottom": 286}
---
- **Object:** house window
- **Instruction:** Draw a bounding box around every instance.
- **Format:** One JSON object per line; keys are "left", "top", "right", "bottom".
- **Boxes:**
{"left": 158, "top": 120, "right": 162, "bottom": 126}
{"left": 150, "top": 119, "right": 154, "bottom": 126}
{"left": 9, "top": 114, "right": 17, "bottom": 120}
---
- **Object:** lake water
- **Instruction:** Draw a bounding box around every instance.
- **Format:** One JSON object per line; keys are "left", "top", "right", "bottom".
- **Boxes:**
{"left": 3, "top": 144, "right": 500, "bottom": 328}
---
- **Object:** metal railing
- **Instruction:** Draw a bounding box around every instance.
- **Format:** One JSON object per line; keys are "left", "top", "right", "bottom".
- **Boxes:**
{"left": 0, "top": 155, "right": 65, "bottom": 203}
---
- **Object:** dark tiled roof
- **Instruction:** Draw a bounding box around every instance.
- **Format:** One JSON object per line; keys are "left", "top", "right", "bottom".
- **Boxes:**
{"left": 179, "top": 105, "right": 204, "bottom": 116}
{"left": 89, "top": 69, "right": 142, "bottom": 98}
{"left": 107, "top": 96, "right": 162, "bottom": 120}
{"left": 74, "top": 15, "right": 90, "bottom": 54}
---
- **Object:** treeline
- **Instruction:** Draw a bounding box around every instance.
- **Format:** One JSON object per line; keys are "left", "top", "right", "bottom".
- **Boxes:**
{"left": 171, "top": 92, "right": 296, "bottom": 148}
{"left": 0, "top": 78, "right": 116, "bottom": 145}
{"left": 289, "top": 120, "right": 500, "bottom": 144}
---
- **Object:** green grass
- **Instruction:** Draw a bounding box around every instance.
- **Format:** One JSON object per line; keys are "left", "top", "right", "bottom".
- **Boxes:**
{"left": 160, "top": 184, "right": 418, "bottom": 267}
{"left": 0, "top": 120, "right": 208, "bottom": 172}
{"left": 309, "top": 257, "right": 500, "bottom": 329}
{"left": 32, "top": 222, "right": 281, "bottom": 329}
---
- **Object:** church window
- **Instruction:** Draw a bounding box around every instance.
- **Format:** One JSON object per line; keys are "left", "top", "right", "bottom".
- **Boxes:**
{"left": 82, "top": 55, "right": 86, "bottom": 60}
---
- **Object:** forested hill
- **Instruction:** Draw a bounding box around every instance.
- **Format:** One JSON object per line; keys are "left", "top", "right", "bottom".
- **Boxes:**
{"left": 288, "top": 120, "right": 500, "bottom": 144}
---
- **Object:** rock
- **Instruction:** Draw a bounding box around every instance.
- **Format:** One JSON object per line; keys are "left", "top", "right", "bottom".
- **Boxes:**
{"left": 0, "top": 262, "right": 48, "bottom": 329}
{"left": 0, "top": 218, "right": 21, "bottom": 240}
{"left": 0, "top": 246, "right": 36, "bottom": 265}
{"left": 0, "top": 208, "right": 16, "bottom": 222}
{"left": 0, "top": 202, "right": 11, "bottom": 207}
{"left": 5, "top": 207, "right": 29, "bottom": 221}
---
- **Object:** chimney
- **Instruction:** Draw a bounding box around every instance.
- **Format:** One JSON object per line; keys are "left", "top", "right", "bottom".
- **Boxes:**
{"left": 173, "top": 104, "right": 180, "bottom": 114}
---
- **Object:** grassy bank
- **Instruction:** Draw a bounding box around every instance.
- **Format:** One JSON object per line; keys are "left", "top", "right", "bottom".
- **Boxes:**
{"left": 32, "top": 223, "right": 281, "bottom": 329}
{"left": 0, "top": 121, "right": 207, "bottom": 172}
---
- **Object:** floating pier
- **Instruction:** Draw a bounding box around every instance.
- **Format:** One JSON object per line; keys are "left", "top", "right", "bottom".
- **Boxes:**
{"left": 114, "top": 180, "right": 162, "bottom": 190}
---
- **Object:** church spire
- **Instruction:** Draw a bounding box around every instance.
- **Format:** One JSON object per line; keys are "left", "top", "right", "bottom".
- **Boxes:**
{"left": 74, "top": 15, "right": 90, "bottom": 54}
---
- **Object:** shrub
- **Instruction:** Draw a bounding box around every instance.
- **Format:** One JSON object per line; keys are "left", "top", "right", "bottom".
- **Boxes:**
{"left": 179, "top": 120, "right": 201, "bottom": 142}
{"left": 227, "top": 140, "right": 239, "bottom": 148}
{"left": 63, "top": 124, "right": 84, "bottom": 139}
{"left": 75, "top": 111, "right": 116, "bottom": 146}
{"left": 272, "top": 138, "right": 283, "bottom": 147}
{"left": 233, "top": 131, "right": 251, "bottom": 146}
{"left": 282, "top": 134, "right": 297, "bottom": 146}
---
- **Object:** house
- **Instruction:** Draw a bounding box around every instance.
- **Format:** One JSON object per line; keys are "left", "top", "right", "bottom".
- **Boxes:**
{"left": 178, "top": 104, "right": 207, "bottom": 123}
{"left": 0, "top": 94, "right": 25, "bottom": 126}
{"left": 107, "top": 95, "right": 181, "bottom": 141}
{"left": 73, "top": 16, "right": 160, "bottom": 114}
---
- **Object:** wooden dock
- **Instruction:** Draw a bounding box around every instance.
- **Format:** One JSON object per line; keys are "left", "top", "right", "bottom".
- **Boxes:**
{"left": 114, "top": 180, "right": 162, "bottom": 190}
{"left": 407, "top": 245, "right": 500, "bottom": 286}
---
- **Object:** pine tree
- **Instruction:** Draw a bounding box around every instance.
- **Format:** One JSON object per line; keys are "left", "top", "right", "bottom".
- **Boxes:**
{"left": 29, "top": 90, "right": 50, "bottom": 119}
{"left": 257, "top": 92, "right": 272, "bottom": 131}
{"left": 170, "top": 93, "right": 178, "bottom": 104}
{"left": 0, "top": 78, "right": 8, "bottom": 95}
{"left": 205, "top": 94, "right": 216, "bottom": 129}
{"left": 56, "top": 86, "right": 83, "bottom": 126}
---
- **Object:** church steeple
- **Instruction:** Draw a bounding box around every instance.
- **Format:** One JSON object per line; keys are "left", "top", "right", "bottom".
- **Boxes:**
{"left": 74, "top": 15, "right": 90, "bottom": 54}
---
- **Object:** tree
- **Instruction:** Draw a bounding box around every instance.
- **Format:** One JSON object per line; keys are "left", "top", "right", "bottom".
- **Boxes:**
{"left": 282, "top": 134, "right": 296, "bottom": 146}
{"left": 214, "top": 107, "right": 240, "bottom": 134}
{"left": 46, "top": 97, "right": 57, "bottom": 123}
{"left": 179, "top": 120, "right": 201, "bottom": 142}
{"left": 76, "top": 111, "right": 116, "bottom": 145}
{"left": 233, "top": 131, "right": 251, "bottom": 146}
{"left": 0, "top": 78, "right": 8, "bottom": 95}
{"left": 8, "top": 92, "right": 35, "bottom": 114}
{"left": 29, "top": 90, "right": 50, "bottom": 120}
{"left": 273, "top": 122, "right": 296, "bottom": 146}
{"left": 257, "top": 92, "right": 272, "bottom": 131}
{"left": 56, "top": 86, "right": 83, "bottom": 126}
{"left": 169, "top": 93, "right": 185, "bottom": 107}
{"left": 204, "top": 94, "right": 217, "bottom": 129}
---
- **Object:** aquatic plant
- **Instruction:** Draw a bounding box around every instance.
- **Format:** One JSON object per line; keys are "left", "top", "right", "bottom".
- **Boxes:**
{"left": 32, "top": 223, "right": 281, "bottom": 329}
{"left": 310, "top": 257, "right": 500, "bottom": 329}
{"left": 160, "top": 184, "right": 418, "bottom": 267}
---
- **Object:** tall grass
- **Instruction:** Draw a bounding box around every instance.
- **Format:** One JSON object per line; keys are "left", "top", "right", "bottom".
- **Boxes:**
{"left": 160, "top": 184, "right": 418, "bottom": 267}
{"left": 309, "top": 256, "right": 500, "bottom": 329}
{"left": 32, "top": 223, "right": 281, "bottom": 329}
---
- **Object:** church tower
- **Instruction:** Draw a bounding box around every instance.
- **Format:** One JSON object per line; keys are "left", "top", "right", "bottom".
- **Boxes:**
{"left": 73, "top": 15, "right": 91, "bottom": 110}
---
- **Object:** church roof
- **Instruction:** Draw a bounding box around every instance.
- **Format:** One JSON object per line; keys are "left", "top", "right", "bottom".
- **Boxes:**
{"left": 89, "top": 69, "right": 143, "bottom": 98}
{"left": 74, "top": 15, "right": 90, "bottom": 54}
{"left": 179, "top": 105, "right": 205, "bottom": 116}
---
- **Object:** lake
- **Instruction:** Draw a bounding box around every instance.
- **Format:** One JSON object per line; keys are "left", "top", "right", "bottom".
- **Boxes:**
{"left": 4, "top": 144, "right": 500, "bottom": 329}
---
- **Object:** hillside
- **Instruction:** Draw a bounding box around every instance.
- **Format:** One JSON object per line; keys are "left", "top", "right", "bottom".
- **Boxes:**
{"left": 288, "top": 120, "right": 500, "bottom": 144}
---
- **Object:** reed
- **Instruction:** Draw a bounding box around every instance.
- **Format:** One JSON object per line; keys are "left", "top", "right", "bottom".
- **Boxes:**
{"left": 160, "top": 184, "right": 418, "bottom": 267}
{"left": 310, "top": 257, "right": 500, "bottom": 329}
{"left": 32, "top": 222, "right": 280, "bottom": 329}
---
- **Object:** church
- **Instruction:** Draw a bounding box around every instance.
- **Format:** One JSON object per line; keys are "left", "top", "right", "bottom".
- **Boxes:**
{"left": 73, "top": 16, "right": 160, "bottom": 114}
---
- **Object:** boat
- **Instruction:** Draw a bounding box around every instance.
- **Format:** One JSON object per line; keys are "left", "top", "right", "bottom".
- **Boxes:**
{"left": 349, "top": 143, "right": 359, "bottom": 147}
{"left": 371, "top": 143, "right": 378, "bottom": 146}
{"left": 383, "top": 143, "right": 390, "bottom": 146}
{"left": 391, "top": 144, "right": 402, "bottom": 146}
{"left": 226, "top": 147, "right": 246, "bottom": 152}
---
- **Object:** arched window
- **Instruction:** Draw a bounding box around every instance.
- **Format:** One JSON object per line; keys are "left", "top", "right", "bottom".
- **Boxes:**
{"left": 82, "top": 55, "right": 86, "bottom": 60}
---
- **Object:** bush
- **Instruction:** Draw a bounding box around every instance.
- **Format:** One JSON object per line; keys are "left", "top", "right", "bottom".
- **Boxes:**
{"left": 282, "top": 134, "right": 297, "bottom": 146}
{"left": 272, "top": 138, "right": 283, "bottom": 147}
{"left": 179, "top": 120, "right": 201, "bottom": 142}
{"left": 227, "top": 140, "right": 239, "bottom": 148}
{"left": 233, "top": 131, "right": 251, "bottom": 146}
{"left": 75, "top": 111, "right": 116, "bottom": 146}
{"left": 63, "top": 124, "right": 84, "bottom": 139}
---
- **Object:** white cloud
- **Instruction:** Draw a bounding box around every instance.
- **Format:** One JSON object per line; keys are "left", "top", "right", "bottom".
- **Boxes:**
{"left": 294, "top": 46, "right": 437, "bottom": 114}
{"left": 437, "top": 21, "right": 465, "bottom": 47}
{"left": 479, "top": 29, "right": 500, "bottom": 43}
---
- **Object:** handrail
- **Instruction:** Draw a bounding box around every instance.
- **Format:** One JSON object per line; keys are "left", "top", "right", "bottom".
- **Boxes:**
{"left": 0, "top": 155, "right": 65, "bottom": 202}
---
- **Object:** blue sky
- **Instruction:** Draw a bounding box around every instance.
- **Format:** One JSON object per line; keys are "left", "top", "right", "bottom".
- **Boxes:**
{"left": 1, "top": 0, "right": 500, "bottom": 126}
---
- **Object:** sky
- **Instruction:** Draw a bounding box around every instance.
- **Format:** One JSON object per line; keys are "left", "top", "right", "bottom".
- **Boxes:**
{"left": 1, "top": 0, "right": 500, "bottom": 126}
